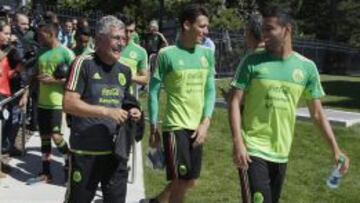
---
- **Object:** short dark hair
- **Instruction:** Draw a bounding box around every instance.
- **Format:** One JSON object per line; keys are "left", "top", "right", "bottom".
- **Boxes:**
{"left": 247, "top": 13, "right": 263, "bottom": 41}
{"left": 179, "top": 4, "right": 208, "bottom": 30}
{"left": 117, "top": 14, "right": 135, "bottom": 27}
{"left": 44, "top": 11, "right": 59, "bottom": 25}
{"left": 38, "top": 22, "right": 59, "bottom": 36}
{"left": 75, "top": 26, "right": 91, "bottom": 39}
{"left": 260, "top": 5, "right": 293, "bottom": 27}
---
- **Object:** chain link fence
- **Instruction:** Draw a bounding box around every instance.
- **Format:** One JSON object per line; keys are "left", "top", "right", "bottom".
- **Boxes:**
{"left": 209, "top": 30, "right": 360, "bottom": 77}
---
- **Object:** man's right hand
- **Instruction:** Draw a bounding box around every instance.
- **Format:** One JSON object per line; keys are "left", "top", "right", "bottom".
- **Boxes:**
{"left": 233, "top": 139, "right": 252, "bottom": 170}
{"left": 105, "top": 108, "right": 128, "bottom": 124}
{"left": 149, "top": 125, "right": 161, "bottom": 148}
{"left": 334, "top": 151, "right": 350, "bottom": 175}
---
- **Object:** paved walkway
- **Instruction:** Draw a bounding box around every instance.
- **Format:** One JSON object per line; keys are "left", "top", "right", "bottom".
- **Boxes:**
{"left": 2, "top": 98, "right": 358, "bottom": 202}
{"left": 0, "top": 129, "right": 145, "bottom": 203}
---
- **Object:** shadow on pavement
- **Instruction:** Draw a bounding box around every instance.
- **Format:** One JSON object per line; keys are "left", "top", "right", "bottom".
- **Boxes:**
{"left": 7, "top": 147, "right": 66, "bottom": 187}
{"left": 322, "top": 80, "right": 360, "bottom": 110}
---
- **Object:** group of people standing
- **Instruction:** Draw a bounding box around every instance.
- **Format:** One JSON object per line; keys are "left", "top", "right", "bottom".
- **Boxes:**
{"left": 142, "top": 4, "right": 350, "bottom": 203}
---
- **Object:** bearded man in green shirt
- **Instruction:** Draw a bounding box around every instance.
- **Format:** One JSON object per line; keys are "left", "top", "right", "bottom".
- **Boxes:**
{"left": 229, "top": 6, "right": 350, "bottom": 203}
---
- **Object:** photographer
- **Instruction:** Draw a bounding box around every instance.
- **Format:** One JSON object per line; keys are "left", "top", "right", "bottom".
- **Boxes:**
{"left": 10, "top": 13, "right": 40, "bottom": 136}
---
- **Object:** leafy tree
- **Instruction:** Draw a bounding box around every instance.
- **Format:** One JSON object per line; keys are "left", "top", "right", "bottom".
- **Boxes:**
{"left": 33, "top": 0, "right": 360, "bottom": 47}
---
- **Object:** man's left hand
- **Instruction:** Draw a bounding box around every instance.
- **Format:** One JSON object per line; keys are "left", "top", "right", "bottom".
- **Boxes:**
{"left": 191, "top": 119, "right": 210, "bottom": 148}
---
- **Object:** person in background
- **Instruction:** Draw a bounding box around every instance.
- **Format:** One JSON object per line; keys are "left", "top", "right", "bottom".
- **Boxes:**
{"left": 31, "top": 22, "right": 75, "bottom": 183}
{"left": 244, "top": 12, "right": 265, "bottom": 52}
{"left": 201, "top": 36, "right": 215, "bottom": 52}
{"left": 72, "top": 26, "right": 93, "bottom": 56}
{"left": 3, "top": 12, "right": 32, "bottom": 156}
{"left": 219, "top": 12, "right": 264, "bottom": 102}
{"left": 71, "top": 18, "right": 78, "bottom": 34}
{"left": 0, "top": 20, "right": 25, "bottom": 155}
{"left": 142, "top": 19, "right": 168, "bottom": 57}
{"left": 118, "top": 15, "right": 149, "bottom": 89}
{"left": 58, "top": 20, "right": 75, "bottom": 49}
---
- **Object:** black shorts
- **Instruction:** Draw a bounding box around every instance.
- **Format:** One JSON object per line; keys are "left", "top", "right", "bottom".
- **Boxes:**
{"left": 64, "top": 153, "right": 128, "bottom": 203}
{"left": 245, "top": 156, "right": 287, "bottom": 203}
{"left": 163, "top": 129, "right": 203, "bottom": 180}
{"left": 38, "top": 108, "right": 63, "bottom": 135}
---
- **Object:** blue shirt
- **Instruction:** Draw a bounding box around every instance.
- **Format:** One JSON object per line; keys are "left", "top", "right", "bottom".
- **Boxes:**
{"left": 202, "top": 37, "right": 216, "bottom": 52}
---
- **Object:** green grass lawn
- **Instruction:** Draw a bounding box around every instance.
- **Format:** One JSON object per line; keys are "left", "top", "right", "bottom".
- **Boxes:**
{"left": 140, "top": 74, "right": 360, "bottom": 203}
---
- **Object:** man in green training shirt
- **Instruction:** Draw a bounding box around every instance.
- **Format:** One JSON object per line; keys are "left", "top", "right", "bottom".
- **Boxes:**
{"left": 72, "top": 26, "right": 94, "bottom": 57}
{"left": 228, "top": 6, "right": 350, "bottom": 203}
{"left": 33, "top": 22, "right": 75, "bottom": 183}
{"left": 118, "top": 15, "right": 149, "bottom": 91}
{"left": 145, "top": 4, "right": 216, "bottom": 203}
{"left": 131, "top": 31, "right": 140, "bottom": 45}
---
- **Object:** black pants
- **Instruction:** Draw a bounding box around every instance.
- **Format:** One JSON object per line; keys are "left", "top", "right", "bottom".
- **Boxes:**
{"left": 64, "top": 153, "right": 128, "bottom": 203}
{"left": 1, "top": 98, "right": 22, "bottom": 152}
{"left": 247, "top": 156, "right": 287, "bottom": 203}
{"left": 28, "top": 91, "right": 39, "bottom": 131}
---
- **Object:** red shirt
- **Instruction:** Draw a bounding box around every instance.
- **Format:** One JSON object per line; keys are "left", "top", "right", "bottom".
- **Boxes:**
{"left": 0, "top": 57, "right": 15, "bottom": 97}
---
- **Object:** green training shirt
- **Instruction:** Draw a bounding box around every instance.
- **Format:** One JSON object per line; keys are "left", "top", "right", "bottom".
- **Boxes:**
{"left": 149, "top": 43, "right": 216, "bottom": 131}
{"left": 119, "top": 40, "right": 148, "bottom": 77}
{"left": 231, "top": 51, "right": 325, "bottom": 163}
{"left": 73, "top": 46, "right": 94, "bottom": 56}
{"left": 131, "top": 32, "right": 140, "bottom": 44}
{"left": 37, "top": 44, "right": 75, "bottom": 109}
{"left": 119, "top": 41, "right": 148, "bottom": 94}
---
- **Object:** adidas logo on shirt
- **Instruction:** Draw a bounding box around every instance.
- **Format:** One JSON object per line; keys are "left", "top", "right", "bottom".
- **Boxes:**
{"left": 53, "top": 126, "right": 60, "bottom": 132}
{"left": 93, "top": 73, "right": 102, "bottom": 80}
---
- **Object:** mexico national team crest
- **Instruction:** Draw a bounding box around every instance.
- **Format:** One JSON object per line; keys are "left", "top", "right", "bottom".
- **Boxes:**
{"left": 129, "top": 51, "right": 137, "bottom": 59}
{"left": 200, "top": 56, "right": 209, "bottom": 68}
{"left": 292, "top": 68, "right": 304, "bottom": 83}
{"left": 118, "top": 73, "right": 127, "bottom": 86}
